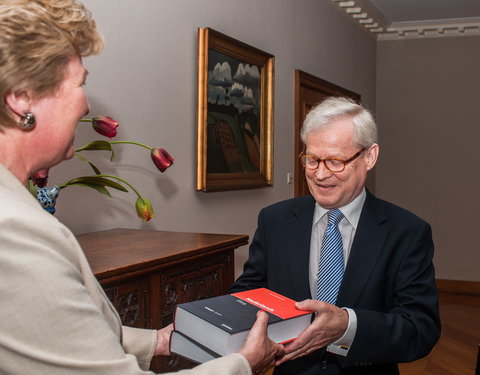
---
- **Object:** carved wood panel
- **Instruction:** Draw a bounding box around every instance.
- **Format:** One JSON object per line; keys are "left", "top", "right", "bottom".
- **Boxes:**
{"left": 104, "top": 278, "right": 149, "bottom": 328}
{"left": 159, "top": 253, "right": 231, "bottom": 327}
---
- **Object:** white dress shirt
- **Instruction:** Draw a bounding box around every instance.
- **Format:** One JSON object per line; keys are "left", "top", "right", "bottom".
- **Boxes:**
{"left": 308, "top": 189, "right": 366, "bottom": 356}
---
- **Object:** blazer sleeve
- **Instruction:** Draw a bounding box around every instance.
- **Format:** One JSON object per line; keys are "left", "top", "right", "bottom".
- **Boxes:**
{"left": 163, "top": 354, "right": 251, "bottom": 375}
{"left": 122, "top": 326, "right": 157, "bottom": 371}
{"left": 0, "top": 205, "right": 252, "bottom": 375}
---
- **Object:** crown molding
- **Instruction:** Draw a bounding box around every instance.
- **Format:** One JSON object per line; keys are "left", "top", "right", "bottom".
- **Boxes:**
{"left": 331, "top": 0, "right": 480, "bottom": 40}
{"left": 380, "top": 17, "right": 480, "bottom": 40}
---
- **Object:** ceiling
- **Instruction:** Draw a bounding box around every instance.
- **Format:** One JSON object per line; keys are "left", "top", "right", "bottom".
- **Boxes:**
{"left": 331, "top": 0, "right": 480, "bottom": 39}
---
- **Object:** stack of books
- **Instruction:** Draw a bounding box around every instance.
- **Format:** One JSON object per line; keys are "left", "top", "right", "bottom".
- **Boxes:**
{"left": 170, "top": 288, "right": 313, "bottom": 364}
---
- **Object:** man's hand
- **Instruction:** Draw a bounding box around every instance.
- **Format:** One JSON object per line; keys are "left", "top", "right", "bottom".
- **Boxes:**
{"left": 275, "top": 299, "right": 348, "bottom": 366}
{"left": 154, "top": 323, "right": 174, "bottom": 356}
{"left": 238, "top": 310, "right": 285, "bottom": 374}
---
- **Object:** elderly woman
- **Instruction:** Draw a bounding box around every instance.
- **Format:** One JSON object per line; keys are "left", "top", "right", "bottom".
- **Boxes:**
{"left": 0, "top": 1, "right": 283, "bottom": 374}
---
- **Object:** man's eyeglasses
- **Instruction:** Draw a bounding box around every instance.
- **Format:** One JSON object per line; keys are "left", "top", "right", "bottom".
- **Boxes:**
{"left": 300, "top": 149, "right": 365, "bottom": 173}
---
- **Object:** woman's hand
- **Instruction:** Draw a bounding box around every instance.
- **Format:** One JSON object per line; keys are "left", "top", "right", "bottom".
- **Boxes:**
{"left": 238, "top": 311, "right": 285, "bottom": 374}
{"left": 154, "top": 323, "right": 174, "bottom": 356}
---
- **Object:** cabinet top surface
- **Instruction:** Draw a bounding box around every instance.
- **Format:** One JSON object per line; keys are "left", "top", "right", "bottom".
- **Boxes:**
{"left": 76, "top": 229, "right": 248, "bottom": 280}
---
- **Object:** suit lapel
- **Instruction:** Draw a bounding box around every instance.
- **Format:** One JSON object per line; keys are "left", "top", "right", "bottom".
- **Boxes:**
{"left": 336, "top": 192, "right": 388, "bottom": 306}
{"left": 285, "top": 196, "right": 316, "bottom": 300}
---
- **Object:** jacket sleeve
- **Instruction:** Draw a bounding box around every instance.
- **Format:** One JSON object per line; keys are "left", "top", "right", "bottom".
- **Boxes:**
{"left": 0, "top": 202, "right": 252, "bottom": 375}
{"left": 122, "top": 326, "right": 157, "bottom": 371}
{"left": 163, "top": 354, "right": 251, "bottom": 375}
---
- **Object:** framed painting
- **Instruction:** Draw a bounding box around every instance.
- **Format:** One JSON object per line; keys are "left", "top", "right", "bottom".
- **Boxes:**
{"left": 196, "top": 28, "right": 274, "bottom": 192}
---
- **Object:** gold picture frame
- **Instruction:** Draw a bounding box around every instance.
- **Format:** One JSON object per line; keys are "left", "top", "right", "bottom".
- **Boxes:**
{"left": 196, "top": 28, "right": 274, "bottom": 192}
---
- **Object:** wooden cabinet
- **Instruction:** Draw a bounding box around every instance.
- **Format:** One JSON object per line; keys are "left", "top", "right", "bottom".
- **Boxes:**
{"left": 77, "top": 228, "right": 248, "bottom": 372}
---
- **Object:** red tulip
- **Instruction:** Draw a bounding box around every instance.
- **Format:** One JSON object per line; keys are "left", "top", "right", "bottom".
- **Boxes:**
{"left": 31, "top": 169, "right": 49, "bottom": 187}
{"left": 91, "top": 116, "right": 118, "bottom": 138}
{"left": 151, "top": 148, "right": 174, "bottom": 172}
{"left": 135, "top": 197, "right": 154, "bottom": 221}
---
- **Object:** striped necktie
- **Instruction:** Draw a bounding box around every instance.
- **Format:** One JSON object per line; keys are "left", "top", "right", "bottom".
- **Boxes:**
{"left": 316, "top": 209, "right": 344, "bottom": 304}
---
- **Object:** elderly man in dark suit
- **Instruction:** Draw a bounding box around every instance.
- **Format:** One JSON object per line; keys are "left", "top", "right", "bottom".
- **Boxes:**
{"left": 230, "top": 97, "right": 440, "bottom": 375}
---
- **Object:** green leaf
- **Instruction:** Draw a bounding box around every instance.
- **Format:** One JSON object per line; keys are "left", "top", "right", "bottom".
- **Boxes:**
{"left": 76, "top": 140, "right": 111, "bottom": 151}
{"left": 63, "top": 176, "right": 128, "bottom": 192}
{"left": 74, "top": 154, "right": 102, "bottom": 174}
{"left": 88, "top": 162, "right": 102, "bottom": 175}
{"left": 75, "top": 140, "right": 116, "bottom": 161}
{"left": 68, "top": 182, "right": 113, "bottom": 197}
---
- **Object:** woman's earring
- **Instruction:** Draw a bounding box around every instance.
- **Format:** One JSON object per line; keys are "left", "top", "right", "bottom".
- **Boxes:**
{"left": 18, "top": 111, "right": 36, "bottom": 129}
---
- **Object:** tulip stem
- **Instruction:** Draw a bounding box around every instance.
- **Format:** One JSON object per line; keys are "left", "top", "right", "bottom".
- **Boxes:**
{"left": 79, "top": 119, "right": 93, "bottom": 123}
{"left": 110, "top": 141, "right": 153, "bottom": 151}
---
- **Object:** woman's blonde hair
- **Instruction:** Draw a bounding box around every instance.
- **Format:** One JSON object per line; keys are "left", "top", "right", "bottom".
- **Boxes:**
{"left": 0, "top": 0, "right": 104, "bottom": 128}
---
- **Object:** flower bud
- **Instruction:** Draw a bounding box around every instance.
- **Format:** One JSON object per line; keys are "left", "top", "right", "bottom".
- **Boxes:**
{"left": 31, "top": 169, "right": 49, "bottom": 188}
{"left": 151, "top": 148, "right": 174, "bottom": 172}
{"left": 92, "top": 116, "right": 119, "bottom": 138}
{"left": 135, "top": 197, "right": 154, "bottom": 221}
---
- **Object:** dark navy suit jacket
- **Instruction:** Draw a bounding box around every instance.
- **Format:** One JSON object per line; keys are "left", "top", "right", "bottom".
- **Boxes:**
{"left": 230, "top": 191, "right": 440, "bottom": 375}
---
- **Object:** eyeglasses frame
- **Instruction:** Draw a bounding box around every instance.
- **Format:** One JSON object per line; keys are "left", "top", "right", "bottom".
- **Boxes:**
{"left": 299, "top": 148, "right": 366, "bottom": 172}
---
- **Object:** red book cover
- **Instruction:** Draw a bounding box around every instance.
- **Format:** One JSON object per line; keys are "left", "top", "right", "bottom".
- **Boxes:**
{"left": 232, "top": 288, "right": 312, "bottom": 319}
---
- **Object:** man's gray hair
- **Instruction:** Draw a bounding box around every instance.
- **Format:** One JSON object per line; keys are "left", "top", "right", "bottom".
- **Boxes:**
{"left": 300, "top": 97, "right": 378, "bottom": 148}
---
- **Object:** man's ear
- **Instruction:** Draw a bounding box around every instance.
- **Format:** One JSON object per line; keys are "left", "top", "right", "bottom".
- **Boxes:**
{"left": 4, "top": 89, "right": 32, "bottom": 118}
{"left": 366, "top": 143, "right": 379, "bottom": 171}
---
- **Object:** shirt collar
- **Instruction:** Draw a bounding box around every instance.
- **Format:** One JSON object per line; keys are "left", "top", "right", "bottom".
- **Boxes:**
{"left": 313, "top": 188, "right": 366, "bottom": 230}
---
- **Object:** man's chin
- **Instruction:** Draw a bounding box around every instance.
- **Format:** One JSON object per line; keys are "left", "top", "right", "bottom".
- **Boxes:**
{"left": 312, "top": 192, "right": 338, "bottom": 209}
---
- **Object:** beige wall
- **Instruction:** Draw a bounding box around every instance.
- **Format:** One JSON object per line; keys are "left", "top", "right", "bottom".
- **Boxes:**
{"left": 52, "top": 0, "right": 376, "bottom": 276}
{"left": 376, "top": 35, "right": 480, "bottom": 281}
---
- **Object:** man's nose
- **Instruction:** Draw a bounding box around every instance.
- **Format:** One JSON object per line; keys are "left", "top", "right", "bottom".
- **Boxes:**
{"left": 314, "top": 161, "right": 333, "bottom": 180}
